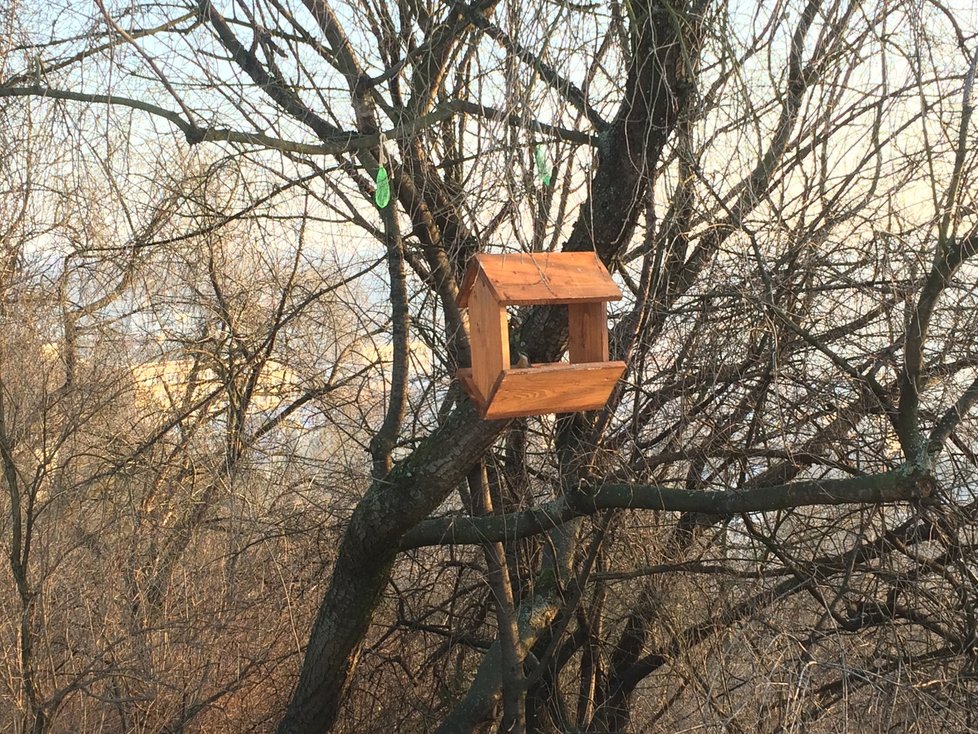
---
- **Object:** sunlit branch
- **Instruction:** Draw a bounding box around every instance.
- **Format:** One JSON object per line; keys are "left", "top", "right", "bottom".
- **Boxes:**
{"left": 401, "top": 469, "right": 934, "bottom": 549}
{"left": 0, "top": 86, "right": 596, "bottom": 155}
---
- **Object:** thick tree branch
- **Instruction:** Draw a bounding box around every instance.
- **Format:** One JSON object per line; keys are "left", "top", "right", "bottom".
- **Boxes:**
{"left": 668, "top": 0, "right": 826, "bottom": 301}
{"left": 369, "top": 211, "right": 410, "bottom": 478}
{"left": 897, "top": 47, "right": 978, "bottom": 465}
{"left": 0, "top": 86, "right": 595, "bottom": 153}
{"left": 928, "top": 372, "right": 978, "bottom": 456}
{"left": 277, "top": 404, "right": 508, "bottom": 734}
{"left": 202, "top": 0, "right": 341, "bottom": 141}
{"left": 401, "top": 469, "right": 934, "bottom": 549}
{"left": 464, "top": 9, "right": 608, "bottom": 130}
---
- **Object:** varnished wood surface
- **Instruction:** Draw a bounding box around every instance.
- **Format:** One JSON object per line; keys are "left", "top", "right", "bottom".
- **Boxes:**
{"left": 456, "top": 368, "right": 487, "bottom": 412}
{"left": 468, "top": 279, "right": 509, "bottom": 401}
{"left": 483, "top": 361, "right": 626, "bottom": 419}
{"left": 568, "top": 301, "right": 609, "bottom": 363}
{"left": 457, "top": 252, "right": 621, "bottom": 307}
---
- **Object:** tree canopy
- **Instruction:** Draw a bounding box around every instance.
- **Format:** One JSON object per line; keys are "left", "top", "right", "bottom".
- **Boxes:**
{"left": 2, "top": 0, "right": 978, "bottom": 731}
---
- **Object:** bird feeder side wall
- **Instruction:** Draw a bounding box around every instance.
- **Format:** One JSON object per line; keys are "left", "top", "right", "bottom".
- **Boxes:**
{"left": 468, "top": 276, "right": 509, "bottom": 400}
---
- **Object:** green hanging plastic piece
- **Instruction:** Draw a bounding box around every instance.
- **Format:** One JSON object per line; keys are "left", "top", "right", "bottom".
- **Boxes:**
{"left": 375, "top": 166, "right": 391, "bottom": 209}
{"left": 534, "top": 144, "right": 552, "bottom": 187}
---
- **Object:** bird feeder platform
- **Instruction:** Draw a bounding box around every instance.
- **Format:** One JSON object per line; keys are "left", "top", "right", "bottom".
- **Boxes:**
{"left": 457, "top": 252, "right": 626, "bottom": 419}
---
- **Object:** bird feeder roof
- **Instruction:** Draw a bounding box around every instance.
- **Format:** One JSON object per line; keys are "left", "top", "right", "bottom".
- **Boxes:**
{"left": 457, "top": 252, "right": 622, "bottom": 308}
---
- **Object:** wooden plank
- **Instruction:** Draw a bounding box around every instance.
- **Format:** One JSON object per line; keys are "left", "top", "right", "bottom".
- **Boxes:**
{"left": 468, "top": 277, "right": 509, "bottom": 401}
{"left": 485, "top": 361, "right": 626, "bottom": 419}
{"left": 457, "top": 368, "right": 488, "bottom": 414}
{"left": 568, "top": 301, "right": 609, "bottom": 363}
{"left": 461, "top": 252, "right": 621, "bottom": 306}
{"left": 456, "top": 257, "right": 481, "bottom": 308}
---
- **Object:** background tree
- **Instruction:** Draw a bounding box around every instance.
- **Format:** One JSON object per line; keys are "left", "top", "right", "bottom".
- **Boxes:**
{"left": 3, "top": 0, "right": 978, "bottom": 732}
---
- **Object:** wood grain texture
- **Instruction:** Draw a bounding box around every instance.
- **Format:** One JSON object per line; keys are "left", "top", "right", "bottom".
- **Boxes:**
{"left": 456, "top": 368, "right": 488, "bottom": 414}
{"left": 568, "top": 301, "right": 609, "bottom": 363}
{"left": 456, "top": 258, "right": 481, "bottom": 308}
{"left": 468, "top": 278, "right": 509, "bottom": 400}
{"left": 457, "top": 252, "right": 622, "bottom": 306}
{"left": 484, "top": 361, "right": 626, "bottom": 419}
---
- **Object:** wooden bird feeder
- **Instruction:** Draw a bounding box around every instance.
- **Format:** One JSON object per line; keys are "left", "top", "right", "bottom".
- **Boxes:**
{"left": 457, "top": 252, "right": 627, "bottom": 419}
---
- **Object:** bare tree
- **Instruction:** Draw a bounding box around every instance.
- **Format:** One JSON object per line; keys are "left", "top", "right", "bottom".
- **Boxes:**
{"left": 3, "top": 0, "right": 978, "bottom": 732}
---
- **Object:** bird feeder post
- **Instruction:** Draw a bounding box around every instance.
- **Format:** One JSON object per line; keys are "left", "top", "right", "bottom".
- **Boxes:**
{"left": 568, "top": 301, "right": 609, "bottom": 363}
{"left": 457, "top": 252, "right": 626, "bottom": 419}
